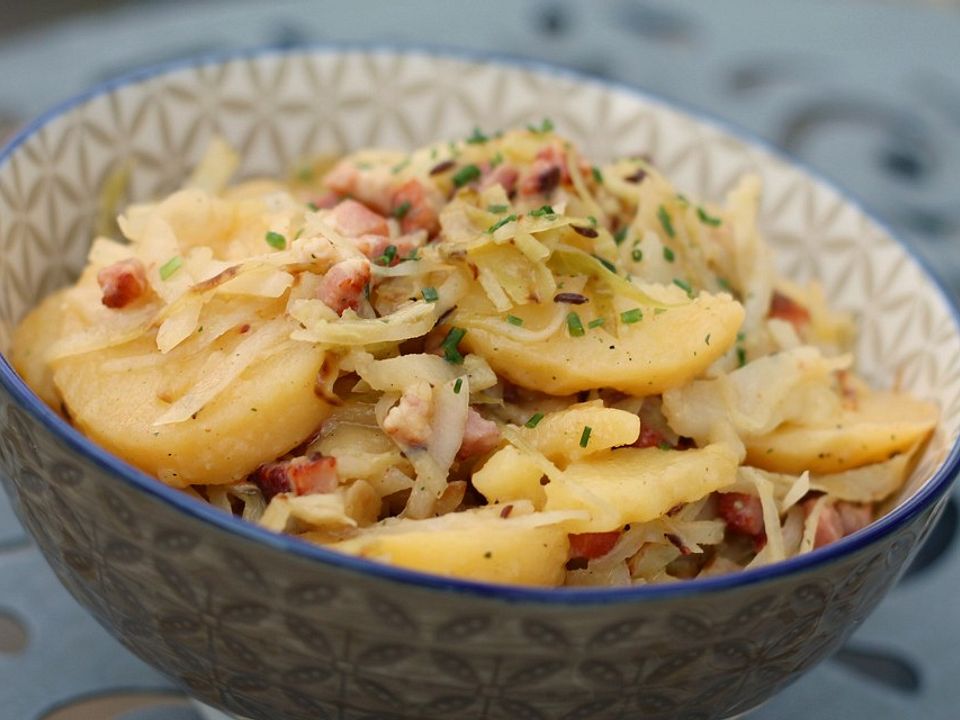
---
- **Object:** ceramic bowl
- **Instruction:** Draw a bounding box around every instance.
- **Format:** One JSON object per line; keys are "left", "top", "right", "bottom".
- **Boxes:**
{"left": 1, "top": 47, "right": 959, "bottom": 720}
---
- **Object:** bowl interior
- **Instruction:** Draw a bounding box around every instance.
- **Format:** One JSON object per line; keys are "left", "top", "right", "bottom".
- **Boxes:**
{"left": 1, "top": 47, "right": 958, "bottom": 514}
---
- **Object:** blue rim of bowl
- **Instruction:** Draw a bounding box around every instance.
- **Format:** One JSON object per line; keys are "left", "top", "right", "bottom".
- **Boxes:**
{"left": 1, "top": 42, "right": 959, "bottom": 605}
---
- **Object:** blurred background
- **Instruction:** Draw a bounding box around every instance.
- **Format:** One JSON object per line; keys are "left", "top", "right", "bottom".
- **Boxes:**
{"left": 1, "top": 1, "right": 959, "bottom": 719}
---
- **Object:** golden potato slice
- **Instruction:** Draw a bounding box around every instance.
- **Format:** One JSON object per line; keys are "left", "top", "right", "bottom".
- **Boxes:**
{"left": 52, "top": 329, "right": 331, "bottom": 487}
{"left": 10, "top": 289, "right": 71, "bottom": 410}
{"left": 545, "top": 443, "right": 739, "bottom": 532}
{"left": 330, "top": 515, "right": 569, "bottom": 586}
{"left": 472, "top": 445, "right": 547, "bottom": 508}
{"left": 457, "top": 293, "right": 743, "bottom": 395}
{"left": 516, "top": 402, "right": 640, "bottom": 466}
{"left": 745, "top": 391, "right": 938, "bottom": 474}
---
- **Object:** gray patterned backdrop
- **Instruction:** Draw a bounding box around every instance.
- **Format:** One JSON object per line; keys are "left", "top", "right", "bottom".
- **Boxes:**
{"left": 0, "top": 2, "right": 959, "bottom": 719}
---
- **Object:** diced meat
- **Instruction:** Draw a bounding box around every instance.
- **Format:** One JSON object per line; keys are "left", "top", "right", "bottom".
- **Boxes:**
{"left": 251, "top": 455, "right": 339, "bottom": 501}
{"left": 383, "top": 381, "right": 434, "bottom": 447}
{"left": 480, "top": 164, "right": 519, "bottom": 195}
{"left": 804, "top": 499, "right": 873, "bottom": 549}
{"left": 309, "top": 190, "right": 341, "bottom": 209}
{"left": 392, "top": 179, "right": 440, "bottom": 238}
{"left": 457, "top": 408, "right": 501, "bottom": 459}
{"left": 717, "top": 492, "right": 765, "bottom": 537}
{"left": 318, "top": 258, "right": 371, "bottom": 315}
{"left": 351, "top": 233, "right": 424, "bottom": 264}
{"left": 329, "top": 199, "right": 389, "bottom": 238}
{"left": 97, "top": 258, "right": 147, "bottom": 309}
{"left": 633, "top": 425, "right": 669, "bottom": 449}
{"left": 519, "top": 145, "right": 569, "bottom": 196}
{"left": 323, "top": 159, "right": 393, "bottom": 213}
{"left": 768, "top": 290, "right": 811, "bottom": 331}
{"left": 569, "top": 531, "right": 621, "bottom": 560}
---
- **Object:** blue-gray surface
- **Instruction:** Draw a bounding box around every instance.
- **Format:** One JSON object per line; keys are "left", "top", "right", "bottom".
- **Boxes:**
{"left": 1, "top": 1, "right": 958, "bottom": 719}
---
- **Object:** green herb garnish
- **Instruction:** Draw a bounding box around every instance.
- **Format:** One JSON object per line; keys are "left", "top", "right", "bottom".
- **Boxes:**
{"left": 487, "top": 204, "right": 509, "bottom": 214}
{"left": 159, "top": 256, "right": 182, "bottom": 280}
{"left": 620, "top": 308, "right": 643, "bottom": 324}
{"left": 737, "top": 346, "right": 747, "bottom": 368}
{"left": 465, "top": 127, "right": 488, "bottom": 144}
{"left": 377, "top": 244, "right": 398, "bottom": 265}
{"left": 506, "top": 315, "right": 524, "bottom": 326}
{"left": 392, "top": 201, "right": 411, "bottom": 219}
{"left": 579, "top": 426, "right": 592, "bottom": 448}
{"left": 525, "top": 412, "right": 545, "bottom": 429}
{"left": 662, "top": 246, "right": 675, "bottom": 262}
{"left": 265, "top": 231, "right": 287, "bottom": 250}
{"left": 697, "top": 207, "right": 722, "bottom": 226}
{"left": 486, "top": 214, "right": 517, "bottom": 234}
{"left": 566, "top": 312, "right": 585, "bottom": 337}
{"left": 452, "top": 164, "right": 481, "bottom": 187}
{"left": 527, "top": 118, "right": 555, "bottom": 134}
{"left": 657, "top": 441, "right": 673, "bottom": 451}
{"left": 593, "top": 255, "right": 617, "bottom": 274}
{"left": 591, "top": 166, "right": 604, "bottom": 184}
{"left": 673, "top": 278, "right": 694, "bottom": 298}
{"left": 530, "top": 205, "right": 555, "bottom": 217}
{"left": 489, "top": 151, "right": 504, "bottom": 168}
{"left": 587, "top": 215, "right": 598, "bottom": 227}
{"left": 588, "top": 317, "right": 606, "bottom": 329}
{"left": 657, "top": 205, "right": 675, "bottom": 238}
{"left": 441, "top": 327, "right": 467, "bottom": 364}
{"left": 421, "top": 286, "right": 439, "bottom": 303}
{"left": 614, "top": 228, "right": 628, "bottom": 245}
{"left": 631, "top": 247, "right": 643, "bottom": 262}
{"left": 453, "top": 377, "right": 463, "bottom": 394}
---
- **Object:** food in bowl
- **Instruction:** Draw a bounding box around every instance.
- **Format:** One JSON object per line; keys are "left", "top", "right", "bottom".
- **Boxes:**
{"left": 10, "top": 123, "right": 937, "bottom": 587}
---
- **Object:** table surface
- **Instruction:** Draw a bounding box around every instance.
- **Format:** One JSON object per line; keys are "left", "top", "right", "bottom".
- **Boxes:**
{"left": 2, "top": 1, "right": 959, "bottom": 718}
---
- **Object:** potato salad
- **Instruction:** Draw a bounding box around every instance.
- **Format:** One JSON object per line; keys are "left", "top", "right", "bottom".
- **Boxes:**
{"left": 12, "top": 122, "right": 938, "bottom": 586}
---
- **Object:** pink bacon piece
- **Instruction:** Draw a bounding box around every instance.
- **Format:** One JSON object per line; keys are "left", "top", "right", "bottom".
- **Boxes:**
{"left": 457, "top": 408, "right": 501, "bottom": 460}
{"left": 251, "top": 455, "right": 339, "bottom": 501}
{"left": 318, "top": 258, "right": 371, "bottom": 315}
{"left": 329, "top": 199, "right": 389, "bottom": 238}
{"left": 97, "top": 258, "right": 148, "bottom": 309}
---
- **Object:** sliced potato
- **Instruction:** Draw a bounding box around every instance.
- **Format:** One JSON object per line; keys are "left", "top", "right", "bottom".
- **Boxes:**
{"left": 10, "top": 289, "right": 71, "bottom": 410}
{"left": 472, "top": 445, "right": 547, "bottom": 508}
{"left": 52, "top": 329, "right": 331, "bottom": 487}
{"left": 458, "top": 292, "right": 743, "bottom": 395}
{"left": 545, "top": 443, "right": 739, "bottom": 532}
{"left": 745, "top": 391, "right": 937, "bottom": 474}
{"left": 330, "top": 511, "right": 569, "bottom": 586}
{"left": 515, "top": 402, "right": 640, "bottom": 466}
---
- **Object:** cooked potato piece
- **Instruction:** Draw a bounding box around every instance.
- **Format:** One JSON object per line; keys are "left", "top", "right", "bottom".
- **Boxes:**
{"left": 745, "top": 391, "right": 937, "bottom": 474}
{"left": 458, "top": 293, "right": 743, "bottom": 395}
{"left": 52, "top": 330, "right": 331, "bottom": 487}
{"left": 472, "top": 445, "right": 547, "bottom": 508}
{"left": 331, "top": 512, "right": 569, "bottom": 586}
{"left": 516, "top": 402, "right": 640, "bottom": 466}
{"left": 545, "top": 443, "right": 739, "bottom": 532}
{"left": 10, "top": 289, "right": 71, "bottom": 410}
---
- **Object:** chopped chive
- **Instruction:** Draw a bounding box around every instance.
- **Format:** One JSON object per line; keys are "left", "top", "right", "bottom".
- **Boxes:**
{"left": 631, "top": 247, "right": 643, "bottom": 262}
{"left": 593, "top": 254, "right": 617, "bottom": 273}
{"left": 307, "top": 201, "right": 319, "bottom": 211}
{"left": 587, "top": 215, "right": 598, "bottom": 227}
{"left": 391, "top": 158, "right": 410, "bottom": 174}
{"left": 489, "top": 151, "right": 504, "bottom": 168}
{"left": 453, "top": 377, "right": 463, "bottom": 394}
{"left": 506, "top": 315, "right": 524, "bottom": 326}
{"left": 294, "top": 228, "right": 304, "bottom": 240}
{"left": 402, "top": 247, "right": 420, "bottom": 262}
{"left": 377, "top": 244, "right": 398, "bottom": 265}
{"left": 591, "top": 166, "right": 604, "bottom": 184}
{"left": 737, "top": 346, "right": 747, "bottom": 368}
{"left": 620, "top": 308, "right": 643, "bottom": 324}
{"left": 717, "top": 277, "right": 732, "bottom": 291}
{"left": 392, "top": 200, "right": 411, "bottom": 219}
{"left": 673, "top": 278, "right": 694, "bottom": 298}
{"left": 527, "top": 118, "right": 554, "bottom": 134}
{"left": 657, "top": 441, "right": 673, "bottom": 451}
{"left": 657, "top": 205, "right": 675, "bottom": 238}
{"left": 530, "top": 205, "right": 555, "bottom": 217}
{"left": 441, "top": 327, "right": 467, "bottom": 364}
{"left": 588, "top": 317, "right": 606, "bottom": 329}
{"left": 465, "top": 127, "right": 488, "bottom": 144}
{"left": 662, "top": 246, "right": 675, "bottom": 262}
{"left": 579, "top": 426, "right": 592, "bottom": 448}
{"left": 736, "top": 331, "right": 746, "bottom": 342}
{"left": 566, "top": 312, "right": 585, "bottom": 337}
{"left": 613, "top": 228, "right": 628, "bottom": 245}
{"left": 265, "top": 231, "right": 287, "bottom": 250}
{"left": 486, "top": 214, "right": 517, "bottom": 234}
{"left": 487, "top": 204, "right": 509, "bottom": 214}
{"left": 296, "top": 166, "right": 314, "bottom": 182}
{"left": 452, "top": 164, "right": 481, "bottom": 187}
{"left": 421, "top": 286, "right": 439, "bottom": 303}
{"left": 159, "top": 256, "right": 182, "bottom": 280}
{"left": 676, "top": 194, "right": 690, "bottom": 206}
{"left": 697, "top": 206, "right": 722, "bottom": 226}
{"left": 525, "top": 412, "right": 545, "bottom": 429}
